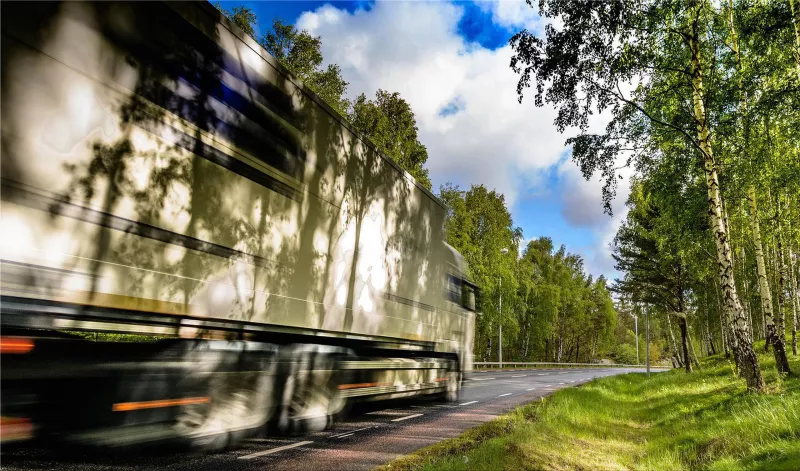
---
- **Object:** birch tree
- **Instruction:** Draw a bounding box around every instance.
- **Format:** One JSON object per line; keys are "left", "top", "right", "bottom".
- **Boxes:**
{"left": 510, "top": 0, "right": 765, "bottom": 388}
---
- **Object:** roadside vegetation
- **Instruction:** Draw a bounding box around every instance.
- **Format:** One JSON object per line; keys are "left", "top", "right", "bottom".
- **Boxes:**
{"left": 380, "top": 347, "right": 800, "bottom": 471}
{"left": 509, "top": 0, "right": 800, "bottom": 392}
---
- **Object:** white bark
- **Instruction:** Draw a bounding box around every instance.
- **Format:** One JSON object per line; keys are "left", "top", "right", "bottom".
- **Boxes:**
{"left": 688, "top": 1, "right": 762, "bottom": 389}
{"left": 748, "top": 187, "right": 778, "bottom": 344}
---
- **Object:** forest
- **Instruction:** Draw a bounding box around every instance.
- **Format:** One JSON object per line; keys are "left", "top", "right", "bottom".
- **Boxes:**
{"left": 215, "top": 0, "right": 800, "bottom": 386}
{"left": 510, "top": 0, "right": 800, "bottom": 390}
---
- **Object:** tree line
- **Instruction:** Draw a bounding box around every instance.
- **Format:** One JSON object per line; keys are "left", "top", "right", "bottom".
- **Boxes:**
{"left": 510, "top": 0, "right": 799, "bottom": 390}
{"left": 214, "top": 3, "right": 624, "bottom": 365}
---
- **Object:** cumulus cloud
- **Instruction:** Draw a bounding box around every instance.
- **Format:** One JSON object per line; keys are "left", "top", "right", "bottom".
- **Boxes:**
{"left": 296, "top": 1, "right": 568, "bottom": 205}
{"left": 296, "top": 0, "right": 628, "bottom": 280}
{"left": 558, "top": 164, "right": 608, "bottom": 228}
{"left": 557, "top": 157, "right": 634, "bottom": 280}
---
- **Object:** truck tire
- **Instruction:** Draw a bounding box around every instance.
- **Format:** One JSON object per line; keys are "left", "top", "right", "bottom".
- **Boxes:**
{"left": 436, "top": 367, "right": 462, "bottom": 404}
{"left": 274, "top": 345, "right": 351, "bottom": 435}
{"left": 172, "top": 340, "right": 278, "bottom": 451}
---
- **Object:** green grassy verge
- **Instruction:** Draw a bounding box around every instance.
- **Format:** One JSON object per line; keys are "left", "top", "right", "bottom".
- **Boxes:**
{"left": 474, "top": 364, "right": 672, "bottom": 371}
{"left": 379, "top": 345, "right": 800, "bottom": 471}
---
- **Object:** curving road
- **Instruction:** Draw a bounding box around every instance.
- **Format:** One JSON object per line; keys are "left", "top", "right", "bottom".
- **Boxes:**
{"left": 2, "top": 367, "right": 656, "bottom": 471}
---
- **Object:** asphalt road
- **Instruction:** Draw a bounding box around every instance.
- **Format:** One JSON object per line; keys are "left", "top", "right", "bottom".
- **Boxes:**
{"left": 2, "top": 367, "right": 655, "bottom": 471}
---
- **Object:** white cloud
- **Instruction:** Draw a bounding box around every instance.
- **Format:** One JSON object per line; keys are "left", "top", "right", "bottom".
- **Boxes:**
{"left": 296, "top": 1, "right": 571, "bottom": 205}
{"left": 475, "top": 0, "right": 544, "bottom": 31}
{"left": 556, "top": 155, "right": 634, "bottom": 280}
{"left": 296, "top": 0, "right": 628, "bottom": 280}
{"left": 558, "top": 163, "right": 608, "bottom": 228}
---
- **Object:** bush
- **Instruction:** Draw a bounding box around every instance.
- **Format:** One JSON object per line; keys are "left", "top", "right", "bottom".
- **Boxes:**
{"left": 648, "top": 343, "right": 661, "bottom": 363}
{"left": 614, "top": 343, "right": 638, "bottom": 364}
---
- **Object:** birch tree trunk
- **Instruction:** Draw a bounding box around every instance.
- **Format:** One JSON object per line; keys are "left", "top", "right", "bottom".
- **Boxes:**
{"left": 704, "top": 292, "right": 717, "bottom": 355}
{"left": 679, "top": 316, "right": 693, "bottom": 373}
{"left": 741, "top": 246, "right": 754, "bottom": 339}
{"left": 748, "top": 187, "right": 787, "bottom": 370}
{"left": 688, "top": 1, "right": 763, "bottom": 390}
{"left": 666, "top": 314, "right": 684, "bottom": 367}
{"left": 687, "top": 323, "right": 701, "bottom": 367}
{"left": 786, "top": 217, "right": 799, "bottom": 356}
{"left": 774, "top": 205, "right": 792, "bottom": 373}
{"left": 790, "top": 246, "right": 799, "bottom": 355}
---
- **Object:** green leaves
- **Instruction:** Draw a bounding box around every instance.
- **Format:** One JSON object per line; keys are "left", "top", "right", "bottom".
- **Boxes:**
{"left": 348, "top": 90, "right": 432, "bottom": 189}
{"left": 214, "top": 3, "right": 257, "bottom": 38}
{"left": 440, "top": 185, "right": 618, "bottom": 363}
{"left": 261, "top": 19, "right": 351, "bottom": 117}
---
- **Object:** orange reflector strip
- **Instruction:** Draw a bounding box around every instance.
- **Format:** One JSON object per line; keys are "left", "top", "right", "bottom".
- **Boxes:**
{"left": 338, "top": 382, "right": 391, "bottom": 390}
{"left": 112, "top": 396, "right": 210, "bottom": 412}
{"left": 0, "top": 337, "right": 34, "bottom": 354}
{"left": 0, "top": 417, "right": 33, "bottom": 442}
{"left": 434, "top": 377, "right": 449, "bottom": 382}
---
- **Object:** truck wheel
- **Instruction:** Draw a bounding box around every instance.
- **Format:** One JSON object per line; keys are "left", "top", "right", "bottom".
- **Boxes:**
{"left": 441, "top": 369, "right": 462, "bottom": 403}
{"left": 275, "top": 345, "right": 350, "bottom": 435}
{"left": 173, "top": 341, "right": 278, "bottom": 451}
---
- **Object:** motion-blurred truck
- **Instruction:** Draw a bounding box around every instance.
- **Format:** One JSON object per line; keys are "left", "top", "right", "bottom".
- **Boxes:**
{"left": 0, "top": 1, "right": 479, "bottom": 450}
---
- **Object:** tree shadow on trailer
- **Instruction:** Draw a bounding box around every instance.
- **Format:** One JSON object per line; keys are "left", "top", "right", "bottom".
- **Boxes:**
{"left": 1, "top": 0, "right": 450, "bottom": 450}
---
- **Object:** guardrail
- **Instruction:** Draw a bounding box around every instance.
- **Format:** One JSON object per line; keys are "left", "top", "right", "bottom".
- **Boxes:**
{"left": 473, "top": 361, "right": 671, "bottom": 369}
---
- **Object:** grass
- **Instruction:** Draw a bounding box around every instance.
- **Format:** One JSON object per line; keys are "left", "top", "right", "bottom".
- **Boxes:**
{"left": 379, "top": 343, "right": 800, "bottom": 471}
{"left": 474, "top": 363, "right": 672, "bottom": 371}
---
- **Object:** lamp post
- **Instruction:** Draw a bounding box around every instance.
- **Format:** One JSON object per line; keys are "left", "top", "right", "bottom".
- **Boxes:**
{"left": 499, "top": 248, "right": 508, "bottom": 368}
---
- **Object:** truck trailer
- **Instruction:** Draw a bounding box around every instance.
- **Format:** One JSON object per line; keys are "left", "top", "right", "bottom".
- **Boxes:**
{"left": 0, "top": 1, "right": 478, "bottom": 450}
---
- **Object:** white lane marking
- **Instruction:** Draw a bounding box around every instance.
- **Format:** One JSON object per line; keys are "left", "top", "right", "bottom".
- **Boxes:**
{"left": 511, "top": 375, "right": 527, "bottom": 378}
{"left": 239, "top": 441, "right": 314, "bottom": 459}
{"left": 330, "top": 426, "right": 372, "bottom": 438}
{"left": 498, "top": 393, "right": 513, "bottom": 397}
{"left": 459, "top": 400, "right": 478, "bottom": 406}
{"left": 392, "top": 413, "right": 423, "bottom": 422}
{"left": 526, "top": 387, "right": 536, "bottom": 391}
{"left": 537, "top": 373, "right": 548, "bottom": 376}
{"left": 337, "top": 433, "right": 354, "bottom": 439}
{"left": 570, "top": 380, "right": 576, "bottom": 383}
{"left": 559, "top": 382, "right": 566, "bottom": 385}
{"left": 472, "top": 378, "right": 496, "bottom": 381}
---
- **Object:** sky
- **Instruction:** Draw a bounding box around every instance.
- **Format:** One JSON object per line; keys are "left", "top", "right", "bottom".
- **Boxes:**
{"left": 219, "top": 0, "right": 633, "bottom": 282}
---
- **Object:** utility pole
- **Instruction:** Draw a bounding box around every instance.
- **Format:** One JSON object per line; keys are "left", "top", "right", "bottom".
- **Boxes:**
{"left": 499, "top": 248, "right": 508, "bottom": 368}
{"left": 498, "top": 275, "right": 502, "bottom": 368}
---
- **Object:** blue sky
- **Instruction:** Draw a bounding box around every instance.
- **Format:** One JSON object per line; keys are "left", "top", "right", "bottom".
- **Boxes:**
{"left": 220, "top": 1, "right": 516, "bottom": 49}
{"left": 217, "top": 1, "right": 624, "bottom": 281}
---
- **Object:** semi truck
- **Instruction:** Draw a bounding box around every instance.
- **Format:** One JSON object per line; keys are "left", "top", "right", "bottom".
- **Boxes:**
{"left": 0, "top": 1, "right": 479, "bottom": 450}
